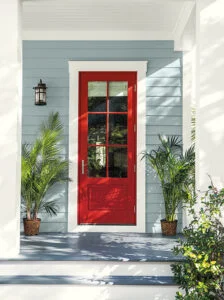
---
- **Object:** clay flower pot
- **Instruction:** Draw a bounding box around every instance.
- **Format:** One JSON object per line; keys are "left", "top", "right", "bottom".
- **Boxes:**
{"left": 23, "top": 218, "right": 41, "bottom": 236}
{"left": 161, "top": 219, "right": 177, "bottom": 236}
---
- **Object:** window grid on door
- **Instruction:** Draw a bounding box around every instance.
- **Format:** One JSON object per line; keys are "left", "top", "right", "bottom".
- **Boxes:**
{"left": 87, "top": 81, "right": 128, "bottom": 178}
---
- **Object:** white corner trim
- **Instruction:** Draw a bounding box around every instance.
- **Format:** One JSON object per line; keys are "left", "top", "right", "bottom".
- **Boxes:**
{"left": 68, "top": 61, "right": 147, "bottom": 233}
{"left": 182, "top": 49, "right": 195, "bottom": 228}
{"left": 173, "top": 2, "right": 195, "bottom": 51}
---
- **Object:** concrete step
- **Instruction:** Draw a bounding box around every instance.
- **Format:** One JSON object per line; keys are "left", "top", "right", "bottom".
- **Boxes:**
{"left": 0, "top": 284, "right": 178, "bottom": 300}
{"left": 0, "top": 233, "right": 182, "bottom": 299}
{"left": 0, "top": 275, "right": 176, "bottom": 285}
{"left": 0, "top": 261, "right": 179, "bottom": 299}
{"left": 0, "top": 261, "right": 174, "bottom": 277}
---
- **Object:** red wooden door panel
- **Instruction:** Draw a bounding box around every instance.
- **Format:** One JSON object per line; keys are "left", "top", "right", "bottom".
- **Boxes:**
{"left": 78, "top": 72, "right": 136, "bottom": 225}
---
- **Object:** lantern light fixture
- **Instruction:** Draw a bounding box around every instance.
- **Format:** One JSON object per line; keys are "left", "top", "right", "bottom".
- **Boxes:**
{"left": 33, "top": 79, "right": 47, "bottom": 105}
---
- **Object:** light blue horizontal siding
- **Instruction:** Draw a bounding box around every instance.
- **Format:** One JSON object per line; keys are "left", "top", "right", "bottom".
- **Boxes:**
{"left": 23, "top": 87, "right": 69, "bottom": 97}
{"left": 148, "top": 58, "right": 182, "bottom": 68}
{"left": 23, "top": 57, "right": 182, "bottom": 70}
{"left": 23, "top": 77, "right": 69, "bottom": 88}
{"left": 146, "top": 126, "right": 182, "bottom": 136}
{"left": 145, "top": 135, "right": 182, "bottom": 146}
{"left": 22, "top": 135, "right": 69, "bottom": 145}
{"left": 22, "top": 40, "right": 182, "bottom": 234}
{"left": 147, "top": 87, "right": 181, "bottom": 97}
{"left": 23, "top": 48, "right": 181, "bottom": 59}
{"left": 23, "top": 40, "right": 175, "bottom": 49}
{"left": 146, "top": 116, "right": 182, "bottom": 126}
{"left": 22, "top": 115, "right": 70, "bottom": 126}
{"left": 146, "top": 106, "right": 182, "bottom": 116}
{"left": 146, "top": 77, "right": 181, "bottom": 87}
{"left": 147, "top": 96, "right": 181, "bottom": 106}
{"left": 147, "top": 67, "right": 182, "bottom": 77}
{"left": 22, "top": 107, "right": 68, "bottom": 117}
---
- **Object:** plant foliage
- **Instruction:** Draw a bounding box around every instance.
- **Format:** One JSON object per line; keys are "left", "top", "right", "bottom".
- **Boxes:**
{"left": 21, "top": 112, "right": 71, "bottom": 220}
{"left": 171, "top": 182, "right": 224, "bottom": 299}
{"left": 142, "top": 135, "right": 195, "bottom": 221}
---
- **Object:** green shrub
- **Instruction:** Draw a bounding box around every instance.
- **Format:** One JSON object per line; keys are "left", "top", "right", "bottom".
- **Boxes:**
{"left": 171, "top": 181, "right": 224, "bottom": 299}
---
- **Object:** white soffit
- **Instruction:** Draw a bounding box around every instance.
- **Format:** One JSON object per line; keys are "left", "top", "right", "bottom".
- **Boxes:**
{"left": 22, "top": 0, "right": 195, "bottom": 41}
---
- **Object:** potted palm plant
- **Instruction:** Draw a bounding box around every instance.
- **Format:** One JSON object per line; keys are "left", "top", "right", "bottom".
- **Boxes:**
{"left": 142, "top": 135, "right": 195, "bottom": 236}
{"left": 21, "top": 112, "right": 71, "bottom": 235}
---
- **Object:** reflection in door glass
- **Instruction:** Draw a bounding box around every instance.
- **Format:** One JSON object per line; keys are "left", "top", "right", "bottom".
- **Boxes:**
{"left": 109, "top": 115, "right": 127, "bottom": 144}
{"left": 109, "top": 82, "right": 128, "bottom": 112}
{"left": 88, "top": 82, "right": 107, "bottom": 112}
{"left": 109, "top": 147, "right": 127, "bottom": 178}
{"left": 88, "top": 147, "right": 106, "bottom": 177}
{"left": 88, "top": 114, "right": 106, "bottom": 144}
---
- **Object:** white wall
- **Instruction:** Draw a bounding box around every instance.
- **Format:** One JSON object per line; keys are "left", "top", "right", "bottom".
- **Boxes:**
{"left": 196, "top": 0, "right": 224, "bottom": 192}
{"left": 194, "top": 0, "right": 224, "bottom": 226}
{"left": 177, "top": 0, "right": 224, "bottom": 225}
{"left": 0, "top": 1, "right": 22, "bottom": 257}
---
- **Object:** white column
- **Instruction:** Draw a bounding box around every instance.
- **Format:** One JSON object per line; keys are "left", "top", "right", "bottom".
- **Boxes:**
{"left": 195, "top": 0, "right": 224, "bottom": 225}
{"left": 182, "top": 48, "right": 196, "bottom": 152}
{"left": 180, "top": 6, "right": 196, "bottom": 228}
{"left": 182, "top": 47, "right": 196, "bottom": 228}
{"left": 196, "top": 0, "right": 224, "bottom": 191}
{"left": 0, "top": 1, "right": 22, "bottom": 257}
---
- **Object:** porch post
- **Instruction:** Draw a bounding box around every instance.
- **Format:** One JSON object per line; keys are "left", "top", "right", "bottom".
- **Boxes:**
{"left": 0, "top": 0, "right": 22, "bottom": 256}
{"left": 182, "top": 48, "right": 196, "bottom": 228}
{"left": 196, "top": 0, "right": 224, "bottom": 222}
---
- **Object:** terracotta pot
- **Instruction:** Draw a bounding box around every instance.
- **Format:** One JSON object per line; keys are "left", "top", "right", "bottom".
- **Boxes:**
{"left": 161, "top": 219, "right": 177, "bottom": 236}
{"left": 23, "top": 218, "right": 41, "bottom": 236}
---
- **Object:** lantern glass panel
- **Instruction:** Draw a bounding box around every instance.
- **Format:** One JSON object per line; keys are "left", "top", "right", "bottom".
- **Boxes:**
{"left": 34, "top": 80, "right": 47, "bottom": 105}
{"left": 40, "top": 92, "right": 45, "bottom": 102}
{"left": 35, "top": 91, "right": 39, "bottom": 104}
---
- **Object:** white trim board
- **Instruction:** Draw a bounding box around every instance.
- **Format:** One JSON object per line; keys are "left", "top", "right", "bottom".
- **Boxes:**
{"left": 68, "top": 61, "right": 147, "bottom": 233}
{"left": 22, "top": 30, "right": 173, "bottom": 41}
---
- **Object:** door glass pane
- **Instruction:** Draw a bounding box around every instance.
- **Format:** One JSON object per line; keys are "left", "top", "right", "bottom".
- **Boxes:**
{"left": 109, "top": 81, "right": 128, "bottom": 112}
{"left": 88, "top": 82, "right": 107, "bottom": 112}
{"left": 109, "top": 115, "right": 127, "bottom": 144}
{"left": 88, "top": 114, "right": 106, "bottom": 144}
{"left": 109, "top": 147, "right": 127, "bottom": 178}
{"left": 88, "top": 146, "right": 106, "bottom": 177}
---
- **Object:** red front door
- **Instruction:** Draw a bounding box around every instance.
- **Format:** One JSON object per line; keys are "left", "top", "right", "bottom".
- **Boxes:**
{"left": 78, "top": 71, "right": 136, "bottom": 225}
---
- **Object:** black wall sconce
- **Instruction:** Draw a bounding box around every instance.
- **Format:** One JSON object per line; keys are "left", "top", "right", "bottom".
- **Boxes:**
{"left": 33, "top": 79, "right": 47, "bottom": 105}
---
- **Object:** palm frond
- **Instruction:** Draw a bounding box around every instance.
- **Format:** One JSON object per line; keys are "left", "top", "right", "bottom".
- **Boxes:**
{"left": 40, "top": 112, "right": 63, "bottom": 134}
{"left": 40, "top": 200, "right": 59, "bottom": 216}
{"left": 21, "top": 112, "right": 71, "bottom": 220}
{"left": 142, "top": 134, "right": 195, "bottom": 221}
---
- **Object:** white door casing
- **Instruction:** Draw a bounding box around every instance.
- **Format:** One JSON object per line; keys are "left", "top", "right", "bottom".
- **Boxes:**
{"left": 68, "top": 61, "right": 147, "bottom": 232}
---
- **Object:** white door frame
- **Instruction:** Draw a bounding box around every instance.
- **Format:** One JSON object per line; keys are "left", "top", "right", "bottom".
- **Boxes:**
{"left": 68, "top": 61, "right": 147, "bottom": 232}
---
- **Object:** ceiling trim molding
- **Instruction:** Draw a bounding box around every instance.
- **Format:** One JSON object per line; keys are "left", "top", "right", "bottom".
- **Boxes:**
{"left": 173, "top": 2, "right": 195, "bottom": 50}
{"left": 23, "top": 0, "right": 195, "bottom": 3}
{"left": 22, "top": 30, "right": 173, "bottom": 41}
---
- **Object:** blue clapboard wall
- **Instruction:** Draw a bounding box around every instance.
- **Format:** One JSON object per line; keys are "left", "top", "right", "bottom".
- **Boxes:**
{"left": 22, "top": 41, "right": 182, "bottom": 233}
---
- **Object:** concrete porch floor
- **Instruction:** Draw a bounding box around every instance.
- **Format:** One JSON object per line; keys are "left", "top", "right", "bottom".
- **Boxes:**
{"left": 15, "top": 233, "right": 184, "bottom": 262}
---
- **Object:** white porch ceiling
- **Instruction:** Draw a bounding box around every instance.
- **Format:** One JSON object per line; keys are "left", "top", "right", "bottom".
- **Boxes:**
{"left": 22, "top": 0, "right": 195, "bottom": 43}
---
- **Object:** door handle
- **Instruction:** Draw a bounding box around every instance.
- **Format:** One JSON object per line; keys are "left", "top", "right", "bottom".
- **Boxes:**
{"left": 81, "top": 160, "right": 85, "bottom": 175}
